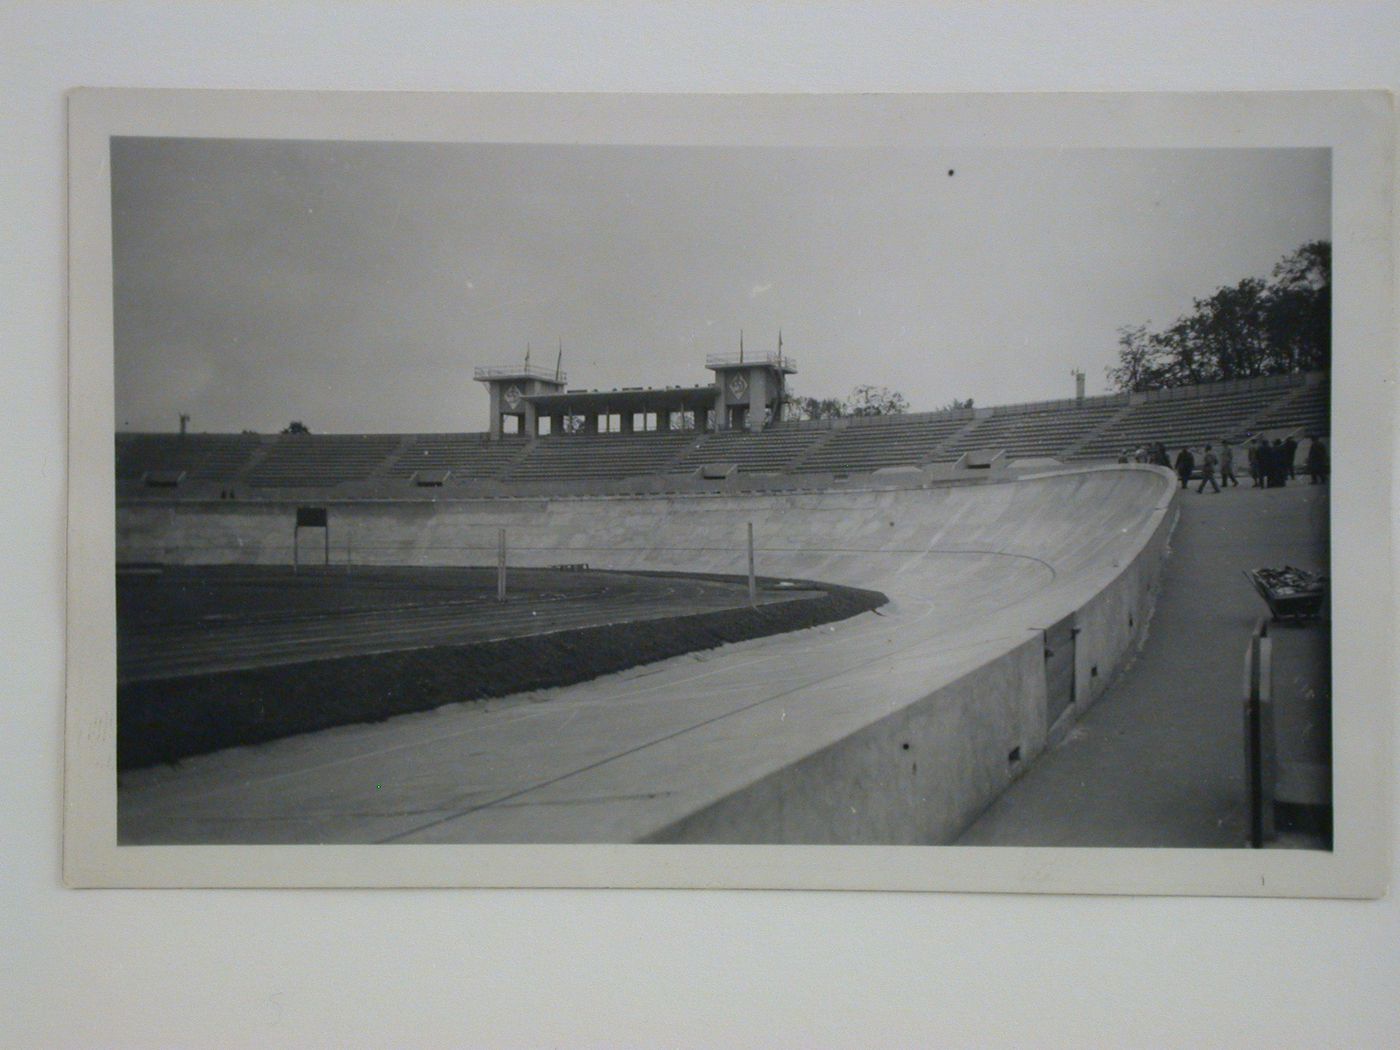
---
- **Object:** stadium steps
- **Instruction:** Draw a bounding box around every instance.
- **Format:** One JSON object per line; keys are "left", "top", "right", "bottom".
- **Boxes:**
{"left": 795, "top": 414, "right": 973, "bottom": 474}
{"left": 370, "top": 435, "right": 419, "bottom": 479}
{"left": 1070, "top": 387, "right": 1292, "bottom": 461}
{"left": 503, "top": 432, "right": 695, "bottom": 481}
{"left": 241, "top": 435, "right": 405, "bottom": 488}
{"left": 228, "top": 441, "right": 276, "bottom": 485}
{"left": 1245, "top": 380, "right": 1330, "bottom": 437}
{"left": 783, "top": 428, "right": 838, "bottom": 471}
{"left": 938, "top": 402, "right": 1122, "bottom": 462}
{"left": 671, "top": 428, "right": 825, "bottom": 474}
{"left": 384, "top": 434, "right": 533, "bottom": 480}
{"left": 925, "top": 417, "right": 982, "bottom": 461}
{"left": 116, "top": 433, "right": 264, "bottom": 483}
{"left": 1059, "top": 403, "right": 1134, "bottom": 461}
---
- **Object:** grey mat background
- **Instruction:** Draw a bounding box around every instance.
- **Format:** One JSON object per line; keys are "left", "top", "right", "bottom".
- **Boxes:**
{"left": 6, "top": 3, "right": 1398, "bottom": 1046}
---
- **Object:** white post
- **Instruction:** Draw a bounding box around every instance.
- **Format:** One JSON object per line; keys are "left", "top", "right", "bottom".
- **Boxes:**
{"left": 747, "top": 522, "right": 756, "bottom": 606}
{"left": 497, "top": 528, "right": 507, "bottom": 602}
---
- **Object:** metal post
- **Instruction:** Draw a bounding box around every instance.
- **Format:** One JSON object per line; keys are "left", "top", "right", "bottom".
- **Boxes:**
{"left": 497, "top": 528, "right": 507, "bottom": 602}
{"left": 747, "top": 522, "right": 756, "bottom": 606}
{"left": 346, "top": 530, "right": 353, "bottom": 576}
{"left": 292, "top": 526, "right": 298, "bottom": 575}
{"left": 1244, "top": 618, "right": 1275, "bottom": 848}
{"left": 324, "top": 525, "right": 330, "bottom": 567}
{"left": 1245, "top": 633, "right": 1263, "bottom": 848}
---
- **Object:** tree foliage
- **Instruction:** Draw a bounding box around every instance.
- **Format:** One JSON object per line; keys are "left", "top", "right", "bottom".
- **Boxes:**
{"left": 1106, "top": 241, "right": 1330, "bottom": 393}
{"left": 846, "top": 385, "right": 909, "bottom": 416}
{"left": 784, "top": 385, "right": 909, "bottom": 420}
{"left": 281, "top": 421, "right": 311, "bottom": 434}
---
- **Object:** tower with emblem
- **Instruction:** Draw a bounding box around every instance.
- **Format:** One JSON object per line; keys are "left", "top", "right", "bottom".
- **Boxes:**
{"left": 473, "top": 352, "right": 568, "bottom": 438}
{"left": 705, "top": 332, "right": 798, "bottom": 431}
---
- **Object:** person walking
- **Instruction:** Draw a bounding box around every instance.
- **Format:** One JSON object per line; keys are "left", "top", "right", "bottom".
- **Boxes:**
{"left": 1283, "top": 435, "right": 1299, "bottom": 480}
{"left": 1174, "top": 446, "right": 1195, "bottom": 489}
{"left": 1196, "top": 444, "right": 1220, "bottom": 493}
{"left": 1260, "top": 438, "right": 1278, "bottom": 487}
{"left": 1270, "top": 439, "right": 1289, "bottom": 487}
{"left": 1247, "top": 438, "right": 1263, "bottom": 487}
{"left": 1306, "top": 434, "right": 1329, "bottom": 484}
{"left": 1219, "top": 439, "right": 1239, "bottom": 487}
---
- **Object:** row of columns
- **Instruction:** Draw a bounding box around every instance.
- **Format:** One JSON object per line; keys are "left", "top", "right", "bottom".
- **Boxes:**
{"left": 503, "top": 407, "right": 716, "bottom": 437}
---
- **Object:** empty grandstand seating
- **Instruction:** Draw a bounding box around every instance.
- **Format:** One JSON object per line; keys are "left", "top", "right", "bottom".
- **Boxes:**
{"left": 116, "top": 433, "right": 261, "bottom": 482}
{"left": 1071, "top": 384, "right": 1300, "bottom": 461}
{"left": 671, "top": 428, "right": 825, "bottom": 474}
{"left": 242, "top": 435, "right": 404, "bottom": 487}
{"left": 505, "top": 432, "right": 693, "bottom": 481}
{"left": 938, "top": 401, "right": 1122, "bottom": 462}
{"left": 385, "top": 434, "right": 529, "bottom": 480}
{"left": 1249, "top": 379, "right": 1330, "bottom": 436}
{"left": 115, "top": 373, "right": 1328, "bottom": 491}
{"left": 795, "top": 414, "right": 971, "bottom": 474}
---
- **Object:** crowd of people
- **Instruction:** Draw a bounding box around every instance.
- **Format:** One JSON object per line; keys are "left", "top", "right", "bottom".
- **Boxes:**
{"left": 1118, "top": 434, "right": 1328, "bottom": 493}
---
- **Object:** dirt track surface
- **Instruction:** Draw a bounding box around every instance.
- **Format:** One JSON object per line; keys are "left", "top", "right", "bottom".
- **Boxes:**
{"left": 118, "top": 566, "right": 819, "bottom": 682}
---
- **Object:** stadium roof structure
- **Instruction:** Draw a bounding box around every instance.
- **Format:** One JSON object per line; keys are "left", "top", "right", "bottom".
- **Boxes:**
{"left": 523, "top": 384, "right": 720, "bottom": 414}
{"left": 472, "top": 364, "right": 568, "bottom": 384}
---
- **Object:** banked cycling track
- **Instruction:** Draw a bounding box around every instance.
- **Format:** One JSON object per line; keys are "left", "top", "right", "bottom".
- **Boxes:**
{"left": 118, "top": 465, "right": 1178, "bottom": 845}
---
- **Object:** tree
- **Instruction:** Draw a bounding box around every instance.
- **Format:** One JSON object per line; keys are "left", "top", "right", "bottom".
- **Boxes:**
{"left": 846, "top": 385, "right": 909, "bottom": 417}
{"left": 1105, "top": 241, "right": 1330, "bottom": 393}
{"left": 783, "top": 394, "right": 847, "bottom": 421}
{"left": 1266, "top": 240, "right": 1330, "bottom": 373}
{"left": 783, "top": 385, "right": 910, "bottom": 420}
{"left": 282, "top": 421, "right": 311, "bottom": 434}
{"left": 940, "top": 397, "right": 975, "bottom": 411}
{"left": 1106, "top": 324, "right": 1164, "bottom": 393}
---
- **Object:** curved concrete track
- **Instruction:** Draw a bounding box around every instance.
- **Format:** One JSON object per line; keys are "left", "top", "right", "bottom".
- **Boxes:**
{"left": 118, "top": 465, "right": 1177, "bottom": 845}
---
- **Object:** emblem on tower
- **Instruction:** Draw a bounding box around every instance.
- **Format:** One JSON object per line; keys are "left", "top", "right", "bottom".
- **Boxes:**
{"left": 503, "top": 384, "right": 523, "bottom": 408}
{"left": 728, "top": 373, "right": 749, "bottom": 399}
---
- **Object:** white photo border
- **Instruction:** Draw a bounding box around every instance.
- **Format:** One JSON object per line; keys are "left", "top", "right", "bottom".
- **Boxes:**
{"left": 65, "top": 89, "right": 1395, "bottom": 895}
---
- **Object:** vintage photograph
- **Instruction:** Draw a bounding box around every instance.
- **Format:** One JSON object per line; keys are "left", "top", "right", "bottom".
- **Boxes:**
{"left": 65, "top": 91, "right": 1392, "bottom": 892}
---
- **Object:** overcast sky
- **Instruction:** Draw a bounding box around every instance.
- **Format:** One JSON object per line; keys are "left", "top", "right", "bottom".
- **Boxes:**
{"left": 111, "top": 139, "right": 1329, "bottom": 434}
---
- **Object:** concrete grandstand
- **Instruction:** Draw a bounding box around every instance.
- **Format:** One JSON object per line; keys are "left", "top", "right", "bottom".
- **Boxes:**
{"left": 116, "top": 368, "right": 1329, "bottom": 498}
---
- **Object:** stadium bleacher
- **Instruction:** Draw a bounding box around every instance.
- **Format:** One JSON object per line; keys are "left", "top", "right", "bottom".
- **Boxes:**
{"left": 385, "top": 433, "right": 530, "bottom": 480}
{"left": 670, "top": 428, "right": 826, "bottom": 474}
{"left": 795, "top": 414, "right": 972, "bottom": 473}
{"left": 116, "top": 433, "right": 262, "bottom": 483}
{"left": 1070, "top": 384, "right": 1312, "bottom": 461}
{"left": 242, "top": 434, "right": 404, "bottom": 487}
{"left": 939, "top": 401, "right": 1123, "bottom": 462}
{"left": 1248, "top": 378, "right": 1330, "bottom": 437}
{"left": 115, "top": 373, "right": 1328, "bottom": 491}
{"left": 504, "top": 431, "right": 694, "bottom": 481}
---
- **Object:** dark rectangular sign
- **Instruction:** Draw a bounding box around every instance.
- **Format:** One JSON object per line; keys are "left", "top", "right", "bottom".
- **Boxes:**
{"left": 296, "top": 507, "right": 328, "bottom": 528}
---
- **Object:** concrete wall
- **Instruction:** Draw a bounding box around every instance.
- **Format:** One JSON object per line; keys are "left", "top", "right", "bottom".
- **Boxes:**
{"left": 646, "top": 636, "right": 1050, "bottom": 844}
{"left": 116, "top": 466, "right": 1178, "bottom": 844}
{"left": 646, "top": 480, "right": 1177, "bottom": 845}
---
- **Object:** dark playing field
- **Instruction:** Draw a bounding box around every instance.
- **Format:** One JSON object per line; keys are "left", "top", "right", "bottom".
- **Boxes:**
{"left": 118, "top": 564, "right": 821, "bottom": 683}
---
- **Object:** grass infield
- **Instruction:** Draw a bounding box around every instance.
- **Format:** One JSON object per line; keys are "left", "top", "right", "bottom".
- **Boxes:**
{"left": 118, "top": 576, "right": 886, "bottom": 770}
